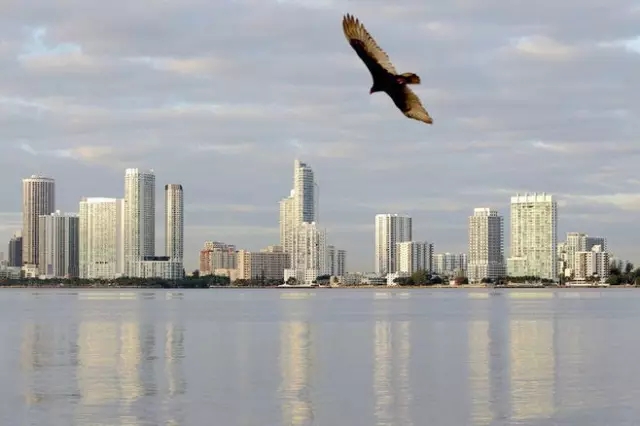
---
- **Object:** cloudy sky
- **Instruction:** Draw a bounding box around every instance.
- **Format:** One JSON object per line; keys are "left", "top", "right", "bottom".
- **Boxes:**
{"left": 1, "top": 0, "right": 639, "bottom": 272}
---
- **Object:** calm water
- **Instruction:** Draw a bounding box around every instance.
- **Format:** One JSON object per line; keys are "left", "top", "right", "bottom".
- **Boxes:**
{"left": 1, "top": 288, "right": 640, "bottom": 425}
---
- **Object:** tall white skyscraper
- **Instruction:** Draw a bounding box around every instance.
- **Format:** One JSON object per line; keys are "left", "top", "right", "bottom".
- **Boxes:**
{"left": 279, "top": 159, "right": 318, "bottom": 272}
{"left": 375, "top": 214, "right": 412, "bottom": 276}
{"left": 397, "top": 241, "right": 432, "bottom": 274}
{"left": 79, "top": 197, "right": 125, "bottom": 279}
{"left": 38, "top": 211, "right": 79, "bottom": 277}
{"left": 468, "top": 208, "right": 505, "bottom": 282}
{"left": 507, "top": 193, "right": 558, "bottom": 280}
{"left": 22, "top": 175, "right": 55, "bottom": 267}
{"left": 165, "top": 184, "right": 184, "bottom": 261}
{"left": 124, "top": 168, "right": 156, "bottom": 276}
{"left": 293, "top": 159, "right": 315, "bottom": 224}
{"left": 279, "top": 190, "right": 295, "bottom": 260}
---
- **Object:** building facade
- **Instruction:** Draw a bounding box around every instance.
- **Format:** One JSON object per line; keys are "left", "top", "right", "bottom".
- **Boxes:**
{"left": 467, "top": 207, "right": 505, "bottom": 282}
{"left": 375, "top": 214, "right": 412, "bottom": 276}
{"left": 22, "top": 175, "right": 55, "bottom": 268}
{"left": 285, "top": 222, "right": 328, "bottom": 283}
{"left": 79, "top": 197, "right": 125, "bottom": 279}
{"left": 165, "top": 184, "right": 184, "bottom": 262}
{"left": 236, "top": 246, "right": 291, "bottom": 281}
{"left": 124, "top": 168, "right": 156, "bottom": 276}
{"left": 507, "top": 193, "right": 558, "bottom": 280}
{"left": 38, "top": 211, "right": 79, "bottom": 278}
{"left": 397, "top": 241, "right": 433, "bottom": 274}
{"left": 574, "top": 245, "right": 609, "bottom": 281}
{"left": 131, "top": 256, "right": 183, "bottom": 280}
{"left": 8, "top": 233, "right": 22, "bottom": 267}
{"left": 432, "top": 253, "right": 467, "bottom": 276}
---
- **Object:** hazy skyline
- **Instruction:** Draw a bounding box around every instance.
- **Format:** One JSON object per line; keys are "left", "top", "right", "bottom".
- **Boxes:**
{"left": 1, "top": 1, "right": 639, "bottom": 271}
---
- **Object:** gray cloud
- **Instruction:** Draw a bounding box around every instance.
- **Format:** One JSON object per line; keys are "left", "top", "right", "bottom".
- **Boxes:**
{"left": 1, "top": 0, "right": 639, "bottom": 270}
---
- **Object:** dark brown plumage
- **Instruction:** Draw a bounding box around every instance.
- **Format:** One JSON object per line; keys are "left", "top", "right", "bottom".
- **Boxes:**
{"left": 342, "top": 14, "right": 433, "bottom": 125}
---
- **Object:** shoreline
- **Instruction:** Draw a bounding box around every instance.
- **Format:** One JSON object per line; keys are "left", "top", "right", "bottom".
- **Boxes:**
{"left": 0, "top": 284, "right": 632, "bottom": 289}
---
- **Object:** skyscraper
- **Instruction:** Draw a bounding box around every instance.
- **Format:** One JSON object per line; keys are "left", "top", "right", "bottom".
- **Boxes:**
{"left": 287, "top": 221, "right": 328, "bottom": 283}
{"left": 165, "top": 184, "right": 184, "bottom": 262}
{"left": 293, "top": 159, "right": 315, "bottom": 224}
{"left": 8, "top": 233, "right": 22, "bottom": 267}
{"left": 375, "top": 214, "right": 412, "bottom": 276}
{"left": 280, "top": 159, "right": 318, "bottom": 273}
{"left": 79, "top": 197, "right": 125, "bottom": 279}
{"left": 560, "top": 232, "right": 607, "bottom": 277}
{"left": 336, "top": 249, "right": 347, "bottom": 276}
{"left": 397, "top": 241, "right": 432, "bottom": 274}
{"left": 468, "top": 208, "right": 505, "bottom": 282}
{"left": 22, "top": 175, "right": 55, "bottom": 267}
{"left": 124, "top": 168, "right": 155, "bottom": 276}
{"left": 327, "top": 245, "right": 336, "bottom": 275}
{"left": 38, "top": 211, "right": 79, "bottom": 277}
{"left": 507, "top": 193, "right": 558, "bottom": 280}
{"left": 279, "top": 190, "right": 295, "bottom": 260}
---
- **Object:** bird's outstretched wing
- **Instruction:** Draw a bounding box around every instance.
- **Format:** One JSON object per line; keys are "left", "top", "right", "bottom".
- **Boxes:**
{"left": 342, "top": 14, "right": 397, "bottom": 76}
{"left": 388, "top": 85, "right": 433, "bottom": 124}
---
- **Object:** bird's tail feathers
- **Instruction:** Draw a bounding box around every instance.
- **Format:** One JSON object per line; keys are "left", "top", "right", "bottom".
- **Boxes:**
{"left": 400, "top": 73, "right": 421, "bottom": 84}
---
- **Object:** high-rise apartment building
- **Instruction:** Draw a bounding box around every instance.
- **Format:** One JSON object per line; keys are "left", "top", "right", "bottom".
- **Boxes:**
{"left": 559, "top": 232, "right": 607, "bottom": 277}
{"left": 79, "top": 197, "right": 125, "bottom": 279}
{"left": 397, "top": 241, "right": 433, "bottom": 274}
{"left": 336, "top": 249, "right": 346, "bottom": 276}
{"left": 165, "top": 184, "right": 184, "bottom": 261}
{"left": 574, "top": 245, "right": 609, "bottom": 281}
{"left": 293, "top": 159, "right": 316, "bottom": 224}
{"left": 327, "top": 246, "right": 347, "bottom": 276}
{"left": 328, "top": 245, "right": 336, "bottom": 275}
{"left": 279, "top": 159, "right": 320, "bottom": 276}
{"left": 432, "top": 253, "right": 467, "bottom": 276}
{"left": 237, "top": 246, "right": 291, "bottom": 281}
{"left": 38, "top": 211, "right": 79, "bottom": 277}
{"left": 285, "top": 221, "right": 328, "bottom": 283}
{"left": 279, "top": 190, "right": 295, "bottom": 260}
{"left": 199, "top": 241, "right": 236, "bottom": 275}
{"left": 8, "top": 233, "right": 22, "bottom": 267}
{"left": 22, "top": 175, "right": 55, "bottom": 267}
{"left": 507, "top": 193, "right": 558, "bottom": 280}
{"left": 124, "top": 168, "right": 155, "bottom": 276}
{"left": 375, "top": 214, "right": 412, "bottom": 276}
{"left": 280, "top": 160, "right": 316, "bottom": 256}
{"left": 467, "top": 208, "right": 505, "bottom": 282}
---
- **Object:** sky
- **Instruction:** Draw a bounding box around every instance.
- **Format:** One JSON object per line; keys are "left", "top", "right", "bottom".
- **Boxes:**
{"left": 1, "top": 0, "right": 639, "bottom": 272}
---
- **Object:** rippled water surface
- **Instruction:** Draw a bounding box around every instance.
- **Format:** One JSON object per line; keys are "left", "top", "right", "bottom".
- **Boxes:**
{"left": 1, "top": 288, "right": 640, "bottom": 425}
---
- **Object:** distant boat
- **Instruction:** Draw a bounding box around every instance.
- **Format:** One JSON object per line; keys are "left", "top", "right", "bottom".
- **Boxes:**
{"left": 277, "top": 283, "right": 319, "bottom": 288}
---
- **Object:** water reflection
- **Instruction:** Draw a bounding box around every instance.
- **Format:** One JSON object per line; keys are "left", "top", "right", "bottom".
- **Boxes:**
{"left": 9, "top": 289, "right": 640, "bottom": 425}
{"left": 468, "top": 320, "right": 490, "bottom": 425}
{"left": 373, "top": 320, "right": 412, "bottom": 426}
{"left": 509, "top": 319, "right": 555, "bottom": 421}
{"left": 279, "top": 321, "right": 313, "bottom": 425}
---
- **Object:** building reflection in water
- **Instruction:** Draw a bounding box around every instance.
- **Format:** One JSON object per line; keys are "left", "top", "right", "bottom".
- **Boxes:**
{"left": 20, "top": 322, "right": 80, "bottom": 407}
{"left": 163, "top": 322, "right": 186, "bottom": 426}
{"left": 373, "top": 320, "right": 412, "bottom": 426}
{"left": 279, "top": 320, "right": 313, "bottom": 425}
{"left": 509, "top": 318, "right": 555, "bottom": 421}
{"left": 467, "top": 319, "right": 491, "bottom": 425}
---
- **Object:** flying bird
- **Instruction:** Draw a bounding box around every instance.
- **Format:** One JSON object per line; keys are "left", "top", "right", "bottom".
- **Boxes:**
{"left": 342, "top": 14, "right": 433, "bottom": 125}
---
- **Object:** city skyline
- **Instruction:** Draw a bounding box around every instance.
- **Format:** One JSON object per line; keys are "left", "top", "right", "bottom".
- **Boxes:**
{"left": 0, "top": 170, "right": 634, "bottom": 273}
{"left": 1, "top": 2, "right": 638, "bottom": 272}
